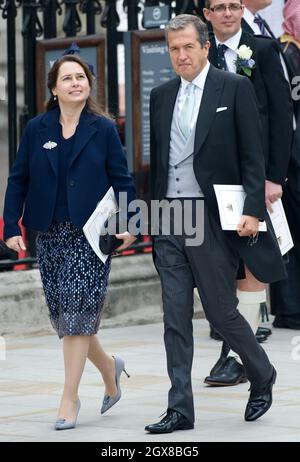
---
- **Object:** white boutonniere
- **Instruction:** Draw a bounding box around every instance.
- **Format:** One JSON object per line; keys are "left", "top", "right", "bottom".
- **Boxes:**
{"left": 235, "top": 45, "right": 256, "bottom": 77}
{"left": 43, "top": 141, "right": 57, "bottom": 150}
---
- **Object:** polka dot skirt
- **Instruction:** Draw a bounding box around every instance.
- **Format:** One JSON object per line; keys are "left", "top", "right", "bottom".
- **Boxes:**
{"left": 36, "top": 222, "right": 111, "bottom": 339}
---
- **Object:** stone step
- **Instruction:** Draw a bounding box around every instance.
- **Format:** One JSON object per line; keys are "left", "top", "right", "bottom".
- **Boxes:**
{"left": 0, "top": 253, "right": 204, "bottom": 336}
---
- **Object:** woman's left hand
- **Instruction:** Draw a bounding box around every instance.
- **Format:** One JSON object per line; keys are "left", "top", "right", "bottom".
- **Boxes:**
{"left": 115, "top": 232, "right": 137, "bottom": 252}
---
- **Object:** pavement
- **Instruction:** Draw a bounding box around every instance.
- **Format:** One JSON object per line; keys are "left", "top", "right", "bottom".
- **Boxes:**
{"left": 0, "top": 316, "right": 300, "bottom": 442}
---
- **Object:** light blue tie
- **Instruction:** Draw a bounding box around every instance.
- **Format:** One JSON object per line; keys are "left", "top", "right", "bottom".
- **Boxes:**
{"left": 178, "top": 83, "right": 195, "bottom": 139}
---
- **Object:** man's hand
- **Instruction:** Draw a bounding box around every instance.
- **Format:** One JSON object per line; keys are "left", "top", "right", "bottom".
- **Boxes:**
{"left": 5, "top": 236, "right": 26, "bottom": 252}
{"left": 115, "top": 232, "right": 137, "bottom": 252}
{"left": 265, "top": 180, "right": 282, "bottom": 212}
{"left": 236, "top": 215, "right": 259, "bottom": 238}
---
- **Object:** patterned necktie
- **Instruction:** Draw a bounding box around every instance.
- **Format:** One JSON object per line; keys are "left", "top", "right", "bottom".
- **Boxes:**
{"left": 254, "top": 14, "right": 268, "bottom": 36}
{"left": 217, "top": 44, "right": 228, "bottom": 71}
{"left": 178, "top": 83, "right": 195, "bottom": 139}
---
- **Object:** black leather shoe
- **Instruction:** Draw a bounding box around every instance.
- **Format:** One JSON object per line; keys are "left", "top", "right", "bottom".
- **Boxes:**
{"left": 209, "top": 354, "right": 228, "bottom": 377}
{"left": 245, "top": 367, "right": 277, "bottom": 422}
{"left": 145, "top": 409, "right": 194, "bottom": 434}
{"left": 256, "top": 327, "right": 272, "bottom": 337}
{"left": 255, "top": 332, "right": 268, "bottom": 343}
{"left": 204, "top": 357, "right": 248, "bottom": 386}
{"left": 209, "top": 341, "right": 231, "bottom": 376}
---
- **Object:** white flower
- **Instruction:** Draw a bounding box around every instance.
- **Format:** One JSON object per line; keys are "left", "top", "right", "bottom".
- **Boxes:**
{"left": 237, "top": 45, "right": 253, "bottom": 60}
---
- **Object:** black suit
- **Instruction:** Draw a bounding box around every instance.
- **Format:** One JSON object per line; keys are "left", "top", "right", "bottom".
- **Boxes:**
{"left": 270, "top": 75, "right": 300, "bottom": 324}
{"left": 150, "top": 65, "right": 283, "bottom": 421}
{"left": 209, "top": 32, "right": 293, "bottom": 185}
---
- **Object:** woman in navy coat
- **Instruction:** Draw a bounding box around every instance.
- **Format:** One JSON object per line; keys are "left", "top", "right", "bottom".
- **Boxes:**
{"left": 3, "top": 54, "right": 136, "bottom": 429}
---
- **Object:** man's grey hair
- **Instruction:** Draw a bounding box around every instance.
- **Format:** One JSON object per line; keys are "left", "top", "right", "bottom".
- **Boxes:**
{"left": 165, "top": 14, "right": 209, "bottom": 47}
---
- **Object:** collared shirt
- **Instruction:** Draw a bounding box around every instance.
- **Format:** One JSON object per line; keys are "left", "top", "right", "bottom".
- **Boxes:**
{"left": 215, "top": 29, "right": 242, "bottom": 73}
{"left": 243, "top": 7, "right": 270, "bottom": 36}
{"left": 177, "top": 61, "right": 210, "bottom": 132}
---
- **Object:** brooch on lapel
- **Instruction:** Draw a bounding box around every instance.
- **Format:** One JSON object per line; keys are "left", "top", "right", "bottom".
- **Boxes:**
{"left": 43, "top": 141, "right": 57, "bottom": 150}
{"left": 235, "top": 45, "right": 256, "bottom": 77}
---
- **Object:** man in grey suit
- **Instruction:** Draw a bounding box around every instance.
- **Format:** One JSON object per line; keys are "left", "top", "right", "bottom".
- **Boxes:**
{"left": 145, "top": 14, "right": 284, "bottom": 434}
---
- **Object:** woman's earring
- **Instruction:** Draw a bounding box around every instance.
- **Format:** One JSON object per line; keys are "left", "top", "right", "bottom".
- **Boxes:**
{"left": 53, "top": 95, "right": 57, "bottom": 101}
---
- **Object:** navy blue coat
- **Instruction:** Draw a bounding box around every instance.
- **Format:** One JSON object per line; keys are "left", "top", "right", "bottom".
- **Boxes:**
{"left": 3, "top": 107, "right": 136, "bottom": 240}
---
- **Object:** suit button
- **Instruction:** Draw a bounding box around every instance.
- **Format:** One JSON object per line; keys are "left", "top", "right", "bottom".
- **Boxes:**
{"left": 69, "top": 180, "right": 75, "bottom": 187}
{"left": 174, "top": 165, "right": 178, "bottom": 169}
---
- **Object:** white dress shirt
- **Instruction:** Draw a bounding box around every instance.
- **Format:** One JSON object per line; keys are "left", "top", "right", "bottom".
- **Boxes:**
{"left": 243, "top": 7, "right": 268, "bottom": 36}
{"left": 215, "top": 29, "right": 242, "bottom": 73}
{"left": 177, "top": 61, "right": 210, "bottom": 132}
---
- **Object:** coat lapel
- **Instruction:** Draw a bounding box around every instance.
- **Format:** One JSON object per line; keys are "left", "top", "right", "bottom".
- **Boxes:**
{"left": 239, "top": 30, "right": 255, "bottom": 48}
{"left": 160, "top": 78, "right": 181, "bottom": 171}
{"left": 38, "top": 108, "right": 60, "bottom": 175}
{"left": 237, "top": 31, "right": 257, "bottom": 79}
{"left": 194, "top": 66, "right": 224, "bottom": 156}
{"left": 209, "top": 36, "right": 218, "bottom": 68}
{"left": 241, "top": 18, "right": 255, "bottom": 35}
{"left": 68, "top": 110, "right": 98, "bottom": 168}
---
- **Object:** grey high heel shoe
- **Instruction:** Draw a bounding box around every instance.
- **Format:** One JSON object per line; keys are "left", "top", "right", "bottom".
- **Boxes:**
{"left": 54, "top": 399, "right": 81, "bottom": 430}
{"left": 101, "top": 356, "right": 130, "bottom": 414}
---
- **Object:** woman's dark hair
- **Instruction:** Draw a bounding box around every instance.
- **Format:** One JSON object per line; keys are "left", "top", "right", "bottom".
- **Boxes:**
{"left": 45, "top": 54, "right": 109, "bottom": 118}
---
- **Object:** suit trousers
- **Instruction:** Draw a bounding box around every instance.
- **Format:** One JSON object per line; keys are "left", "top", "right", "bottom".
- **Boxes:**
{"left": 153, "top": 199, "right": 273, "bottom": 423}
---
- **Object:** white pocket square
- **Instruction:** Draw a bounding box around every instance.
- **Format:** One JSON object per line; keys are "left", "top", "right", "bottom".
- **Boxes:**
{"left": 216, "top": 107, "right": 228, "bottom": 113}
{"left": 43, "top": 141, "right": 57, "bottom": 150}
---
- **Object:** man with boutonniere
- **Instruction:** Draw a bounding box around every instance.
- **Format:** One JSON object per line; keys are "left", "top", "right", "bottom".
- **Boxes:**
{"left": 202, "top": 0, "right": 293, "bottom": 387}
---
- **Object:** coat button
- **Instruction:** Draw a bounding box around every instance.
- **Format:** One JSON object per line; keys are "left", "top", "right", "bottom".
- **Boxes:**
{"left": 176, "top": 178, "right": 179, "bottom": 181}
{"left": 174, "top": 165, "right": 178, "bottom": 169}
{"left": 69, "top": 180, "right": 75, "bottom": 187}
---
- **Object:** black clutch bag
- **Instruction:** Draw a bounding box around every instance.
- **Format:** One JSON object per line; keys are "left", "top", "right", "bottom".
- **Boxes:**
{"left": 99, "top": 212, "right": 124, "bottom": 255}
{"left": 0, "top": 239, "right": 18, "bottom": 260}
